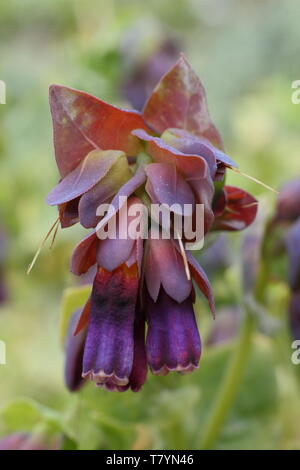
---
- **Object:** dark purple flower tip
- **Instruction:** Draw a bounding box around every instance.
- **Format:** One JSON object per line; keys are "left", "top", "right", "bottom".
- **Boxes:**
{"left": 96, "top": 309, "right": 148, "bottom": 392}
{"left": 83, "top": 265, "right": 139, "bottom": 388}
{"left": 289, "top": 291, "right": 300, "bottom": 340}
{"left": 145, "top": 289, "right": 201, "bottom": 375}
{"left": 276, "top": 178, "right": 300, "bottom": 222}
{"left": 64, "top": 309, "right": 87, "bottom": 392}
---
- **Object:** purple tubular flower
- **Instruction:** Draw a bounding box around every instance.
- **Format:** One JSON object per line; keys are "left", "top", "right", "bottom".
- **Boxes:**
{"left": 83, "top": 265, "right": 139, "bottom": 387}
{"left": 145, "top": 288, "right": 201, "bottom": 375}
{"left": 97, "top": 307, "right": 148, "bottom": 392}
{"left": 121, "top": 38, "right": 181, "bottom": 111}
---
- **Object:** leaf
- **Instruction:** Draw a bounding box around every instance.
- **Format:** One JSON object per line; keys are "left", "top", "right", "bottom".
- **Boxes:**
{"left": 49, "top": 85, "right": 150, "bottom": 177}
{"left": 59, "top": 285, "right": 92, "bottom": 342}
{"left": 142, "top": 54, "right": 224, "bottom": 149}
{"left": 0, "top": 399, "right": 43, "bottom": 433}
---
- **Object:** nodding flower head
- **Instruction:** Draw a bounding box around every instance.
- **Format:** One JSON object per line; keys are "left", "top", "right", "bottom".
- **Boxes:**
{"left": 46, "top": 55, "right": 258, "bottom": 392}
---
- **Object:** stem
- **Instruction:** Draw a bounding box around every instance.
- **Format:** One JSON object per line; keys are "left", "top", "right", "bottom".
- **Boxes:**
{"left": 200, "top": 221, "right": 271, "bottom": 450}
{"left": 200, "top": 311, "right": 255, "bottom": 450}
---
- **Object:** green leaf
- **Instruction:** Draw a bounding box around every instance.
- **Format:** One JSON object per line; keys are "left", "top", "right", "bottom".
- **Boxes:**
{"left": 59, "top": 285, "right": 91, "bottom": 343}
{"left": 0, "top": 398, "right": 43, "bottom": 433}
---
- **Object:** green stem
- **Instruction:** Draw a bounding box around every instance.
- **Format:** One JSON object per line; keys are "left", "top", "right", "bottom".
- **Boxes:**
{"left": 200, "top": 311, "right": 255, "bottom": 450}
{"left": 200, "top": 222, "right": 270, "bottom": 450}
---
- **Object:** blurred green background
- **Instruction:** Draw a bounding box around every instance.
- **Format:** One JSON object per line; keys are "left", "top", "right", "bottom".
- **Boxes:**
{"left": 0, "top": 0, "right": 300, "bottom": 450}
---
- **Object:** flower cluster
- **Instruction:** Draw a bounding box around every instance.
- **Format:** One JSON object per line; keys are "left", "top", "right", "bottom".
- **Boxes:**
{"left": 46, "top": 55, "right": 257, "bottom": 392}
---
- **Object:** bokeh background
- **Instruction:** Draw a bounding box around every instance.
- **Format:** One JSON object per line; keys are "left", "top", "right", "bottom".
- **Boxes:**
{"left": 0, "top": 0, "right": 300, "bottom": 450}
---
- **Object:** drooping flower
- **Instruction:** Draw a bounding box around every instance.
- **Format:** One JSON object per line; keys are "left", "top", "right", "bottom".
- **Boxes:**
{"left": 121, "top": 37, "right": 181, "bottom": 111}
{"left": 273, "top": 178, "right": 300, "bottom": 341}
{"left": 46, "top": 55, "right": 258, "bottom": 392}
{"left": 285, "top": 218, "right": 300, "bottom": 340}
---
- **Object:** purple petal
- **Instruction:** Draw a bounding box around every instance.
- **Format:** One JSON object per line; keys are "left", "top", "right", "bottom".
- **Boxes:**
{"left": 146, "top": 289, "right": 201, "bottom": 374}
{"left": 70, "top": 231, "right": 98, "bottom": 276}
{"left": 78, "top": 180, "right": 116, "bottom": 229}
{"left": 102, "top": 309, "right": 148, "bottom": 392}
{"left": 161, "top": 128, "right": 217, "bottom": 176}
{"left": 162, "top": 128, "right": 237, "bottom": 170}
{"left": 145, "top": 236, "right": 192, "bottom": 303}
{"left": 46, "top": 150, "right": 122, "bottom": 206}
{"left": 97, "top": 238, "right": 135, "bottom": 272}
{"left": 83, "top": 266, "right": 139, "bottom": 386}
{"left": 214, "top": 148, "right": 237, "bottom": 168}
{"left": 95, "top": 166, "right": 147, "bottom": 236}
{"left": 132, "top": 129, "right": 210, "bottom": 178}
{"left": 78, "top": 153, "right": 132, "bottom": 228}
{"left": 145, "top": 163, "right": 195, "bottom": 211}
{"left": 96, "top": 196, "right": 144, "bottom": 272}
{"left": 132, "top": 130, "right": 214, "bottom": 231}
